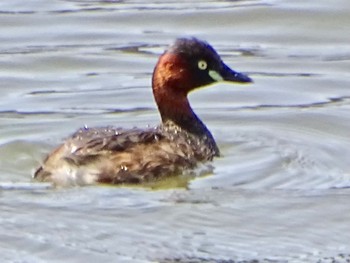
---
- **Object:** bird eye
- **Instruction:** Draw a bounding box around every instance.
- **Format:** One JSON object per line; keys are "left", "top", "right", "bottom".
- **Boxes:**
{"left": 198, "top": 60, "right": 207, "bottom": 70}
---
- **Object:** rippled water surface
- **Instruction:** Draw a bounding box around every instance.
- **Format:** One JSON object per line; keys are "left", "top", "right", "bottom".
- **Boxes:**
{"left": 1, "top": 0, "right": 350, "bottom": 262}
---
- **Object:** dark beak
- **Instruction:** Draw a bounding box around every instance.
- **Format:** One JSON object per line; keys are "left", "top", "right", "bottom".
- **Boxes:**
{"left": 221, "top": 63, "right": 253, "bottom": 83}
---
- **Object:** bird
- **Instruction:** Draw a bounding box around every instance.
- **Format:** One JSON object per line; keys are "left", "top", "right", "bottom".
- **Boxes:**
{"left": 34, "top": 37, "right": 252, "bottom": 186}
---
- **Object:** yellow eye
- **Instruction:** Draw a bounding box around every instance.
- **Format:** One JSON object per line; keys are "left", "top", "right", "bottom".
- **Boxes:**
{"left": 198, "top": 60, "right": 207, "bottom": 70}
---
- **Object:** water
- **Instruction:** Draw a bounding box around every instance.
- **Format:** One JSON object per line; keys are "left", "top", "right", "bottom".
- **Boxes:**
{"left": 1, "top": 0, "right": 350, "bottom": 262}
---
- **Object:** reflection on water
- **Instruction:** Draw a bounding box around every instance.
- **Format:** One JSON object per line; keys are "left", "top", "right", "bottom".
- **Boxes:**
{"left": 1, "top": 0, "right": 350, "bottom": 262}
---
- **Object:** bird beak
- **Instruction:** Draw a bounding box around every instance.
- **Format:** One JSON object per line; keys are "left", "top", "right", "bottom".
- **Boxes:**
{"left": 219, "top": 62, "right": 253, "bottom": 83}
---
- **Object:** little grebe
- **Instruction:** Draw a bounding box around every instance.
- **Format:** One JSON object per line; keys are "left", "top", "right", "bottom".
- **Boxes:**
{"left": 34, "top": 38, "right": 252, "bottom": 186}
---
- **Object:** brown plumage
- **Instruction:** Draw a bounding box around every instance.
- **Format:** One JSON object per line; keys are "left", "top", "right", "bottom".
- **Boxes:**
{"left": 34, "top": 37, "right": 252, "bottom": 186}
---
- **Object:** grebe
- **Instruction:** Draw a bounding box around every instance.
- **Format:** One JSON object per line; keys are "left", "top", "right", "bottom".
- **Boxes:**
{"left": 34, "top": 37, "right": 252, "bottom": 186}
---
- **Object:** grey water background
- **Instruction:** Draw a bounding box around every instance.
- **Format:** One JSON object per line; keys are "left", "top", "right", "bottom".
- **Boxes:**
{"left": 1, "top": 0, "right": 350, "bottom": 262}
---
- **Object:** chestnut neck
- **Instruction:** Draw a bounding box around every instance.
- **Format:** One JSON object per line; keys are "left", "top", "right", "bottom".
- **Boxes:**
{"left": 152, "top": 52, "right": 218, "bottom": 153}
{"left": 156, "top": 88, "right": 208, "bottom": 136}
